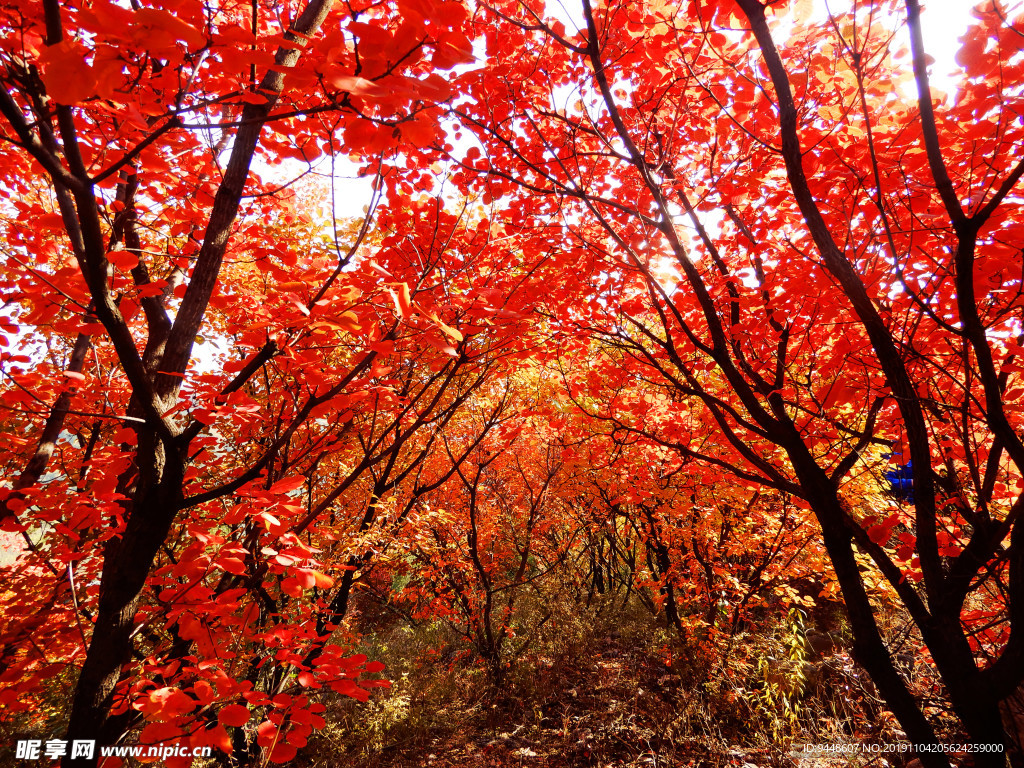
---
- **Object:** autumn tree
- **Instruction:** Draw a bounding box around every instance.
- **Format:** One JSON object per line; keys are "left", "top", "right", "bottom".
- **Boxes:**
{"left": 6, "top": 0, "right": 1024, "bottom": 762}
{"left": 558, "top": 430, "right": 828, "bottom": 641}
{"left": 440, "top": 0, "right": 1024, "bottom": 762}
{"left": 393, "top": 379, "right": 570, "bottom": 685}
{"left": 0, "top": 0, "right": 488, "bottom": 762}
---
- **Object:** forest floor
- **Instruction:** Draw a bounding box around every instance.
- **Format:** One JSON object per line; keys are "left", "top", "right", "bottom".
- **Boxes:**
{"left": 301, "top": 600, "right": 932, "bottom": 768}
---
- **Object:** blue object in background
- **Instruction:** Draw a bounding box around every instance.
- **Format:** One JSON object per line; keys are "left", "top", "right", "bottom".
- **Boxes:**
{"left": 885, "top": 460, "right": 914, "bottom": 502}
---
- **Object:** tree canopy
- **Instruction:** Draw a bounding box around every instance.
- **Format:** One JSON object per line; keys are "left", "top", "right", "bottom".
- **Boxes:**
{"left": 2, "top": 0, "right": 1024, "bottom": 765}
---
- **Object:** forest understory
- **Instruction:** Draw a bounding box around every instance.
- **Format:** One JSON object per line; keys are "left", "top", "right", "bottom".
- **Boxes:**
{"left": 299, "top": 588, "right": 983, "bottom": 768}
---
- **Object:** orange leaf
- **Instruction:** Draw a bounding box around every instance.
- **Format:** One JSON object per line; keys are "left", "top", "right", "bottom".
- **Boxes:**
{"left": 428, "top": 312, "right": 463, "bottom": 341}
{"left": 389, "top": 282, "right": 413, "bottom": 319}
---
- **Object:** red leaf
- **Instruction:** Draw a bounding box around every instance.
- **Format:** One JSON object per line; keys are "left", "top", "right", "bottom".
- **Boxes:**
{"left": 270, "top": 476, "right": 305, "bottom": 494}
{"left": 210, "top": 723, "right": 233, "bottom": 753}
{"left": 38, "top": 40, "right": 97, "bottom": 104}
{"left": 327, "top": 74, "right": 384, "bottom": 99}
{"left": 432, "top": 30, "right": 474, "bottom": 69}
{"left": 137, "top": 687, "right": 196, "bottom": 722}
{"left": 137, "top": 282, "right": 167, "bottom": 298}
{"left": 108, "top": 250, "right": 140, "bottom": 271}
{"left": 193, "top": 681, "right": 215, "bottom": 706}
{"left": 280, "top": 577, "right": 304, "bottom": 598}
{"left": 268, "top": 742, "right": 298, "bottom": 763}
{"left": 133, "top": 8, "right": 206, "bottom": 50}
{"left": 867, "top": 524, "right": 892, "bottom": 546}
{"left": 192, "top": 408, "right": 217, "bottom": 425}
{"left": 218, "top": 703, "right": 251, "bottom": 728}
{"left": 256, "top": 720, "right": 279, "bottom": 747}
{"left": 294, "top": 568, "right": 316, "bottom": 589}
{"left": 219, "top": 556, "right": 247, "bottom": 575}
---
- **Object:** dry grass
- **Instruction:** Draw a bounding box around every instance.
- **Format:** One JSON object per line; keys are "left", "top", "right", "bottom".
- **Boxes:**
{"left": 296, "top": 593, "right": 940, "bottom": 768}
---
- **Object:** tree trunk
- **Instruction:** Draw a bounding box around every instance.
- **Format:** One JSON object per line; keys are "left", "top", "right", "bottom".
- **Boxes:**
{"left": 63, "top": 435, "right": 184, "bottom": 766}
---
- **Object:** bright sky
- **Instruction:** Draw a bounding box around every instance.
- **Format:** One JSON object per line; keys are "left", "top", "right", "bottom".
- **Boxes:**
{"left": 908, "top": 0, "right": 980, "bottom": 89}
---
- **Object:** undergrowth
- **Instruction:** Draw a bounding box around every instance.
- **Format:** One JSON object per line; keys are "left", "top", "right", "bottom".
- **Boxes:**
{"left": 296, "top": 589, "right": 955, "bottom": 768}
